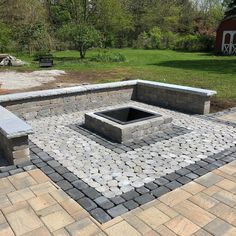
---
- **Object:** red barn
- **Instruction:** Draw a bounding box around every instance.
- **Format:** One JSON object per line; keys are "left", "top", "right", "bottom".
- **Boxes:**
{"left": 215, "top": 16, "right": 236, "bottom": 55}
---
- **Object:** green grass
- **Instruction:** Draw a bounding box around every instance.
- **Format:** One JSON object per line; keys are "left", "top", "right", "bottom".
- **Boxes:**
{"left": 2, "top": 49, "right": 236, "bottom": 103}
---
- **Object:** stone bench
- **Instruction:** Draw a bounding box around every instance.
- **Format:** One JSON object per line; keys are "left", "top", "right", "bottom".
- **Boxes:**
{"left": 136, "top": 80, "right": 217, "bottom": 114}
{"left": 0, "top": 105, "right": 33, "bottom": 165}
{"left": 0, "top": 80, "right": 216, "bottom": 122}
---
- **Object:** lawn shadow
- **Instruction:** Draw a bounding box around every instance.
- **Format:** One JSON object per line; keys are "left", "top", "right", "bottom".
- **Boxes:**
{"left": 151, "top": 59, "right": 236, "bottom": 74}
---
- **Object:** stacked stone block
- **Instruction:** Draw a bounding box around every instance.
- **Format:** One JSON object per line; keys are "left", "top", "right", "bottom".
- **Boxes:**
{"left": 0, "top": 106, "right": 33, "bottom": 165}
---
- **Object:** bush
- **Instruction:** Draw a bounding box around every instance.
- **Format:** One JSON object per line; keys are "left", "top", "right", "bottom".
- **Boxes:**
{"left": 134, "top": 27, "right": 177, "bottom": 50}
{"left": 175, "top": 34, "right": 215, "bottom": 52}
{"left": 91, "top": 51, "right": 126, "bottom": 62}
{"left": 133, "top": 32, "right": 152, "bottom": 49}
{"left": 134, "top": 27, "right": 215, "bottom": 52}
{"left": 161, "top": 31, "right": 177, "bottom": 50}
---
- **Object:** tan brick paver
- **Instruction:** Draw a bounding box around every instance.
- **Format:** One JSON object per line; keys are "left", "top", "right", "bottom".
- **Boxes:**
{"left": 173, "top": 200, "right": 215, "bottom": 227}
{"left": 5, "top": 206, "right": 43, "bottom": 235}
{"left": 181, "top": 181, "right": 206, "bottom": 195}
{"left": 41, "top": 209, "right": 75, "bottom": 232}
{"left": 155, "top": 225, "right": 177, "bottom": 236}
{"left": 165, "top": 215, "right": 200, "bottom": 236}
{"left": 189, "top": 192, "right": 219, "bottom": 210}
{"left": 159, "top": 188, "right": 192, "bottom": 207}
{"left": 136, "top": 207, "right": 170, "bottom": 229}
{"left": 105, "top": 221, "right": 141, "bottom": 236}
{"left": 7, "top": 188, "right": 35, "bottom": 204}
{"left": 209, "top": 203, "right": 236, "bottom": 226}
{"left": 1, "top": 161, "right": 236, "bottom": 235}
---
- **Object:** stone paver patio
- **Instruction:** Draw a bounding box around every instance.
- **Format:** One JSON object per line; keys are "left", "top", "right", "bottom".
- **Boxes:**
{"left": 1, "top": 160, "right": 236, "bottom": 235}
{"left": 28, "top": 102, "right": 236, "bottom": 198}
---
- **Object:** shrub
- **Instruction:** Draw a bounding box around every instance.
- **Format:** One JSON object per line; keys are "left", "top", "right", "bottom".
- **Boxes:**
{"left": 161, "top": 31, "right": 177, "bottom": 50}
{"left": 91, "top": 51, "right": 126, "bottom": 62}
{"left": 175, "top": 34, "right": 215, "bottom": 52}
{"left": 134, "top": 28, "right": 177, "bottom": 50}
{"left": 133, "top": 32, "right": 152, "bottom": 49}
{"left": 149, "top": 27, "right": 162, "bottom": 49}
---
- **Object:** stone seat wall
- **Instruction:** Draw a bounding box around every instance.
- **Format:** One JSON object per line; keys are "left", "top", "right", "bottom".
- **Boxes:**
{"left": 0, "top": 80, "right": 217, "bottom": 121}
{"left": 0, "top": 106, "right": 33, "bottom": 165}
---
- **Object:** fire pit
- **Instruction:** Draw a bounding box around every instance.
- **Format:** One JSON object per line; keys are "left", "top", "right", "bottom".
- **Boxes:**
{"left": 95, "top": 107, "right": 161, "bottom": 125}
{"left": 85, "top": 106, "right": 172, "bottom": 143}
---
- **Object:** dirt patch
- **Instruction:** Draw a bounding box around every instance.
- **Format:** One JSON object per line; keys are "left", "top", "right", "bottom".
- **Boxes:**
{"left": 211, "top": 98, "right": 236, "bottom": 113}
{"left": 0, "top": 69, "right": 131, "bottom": 94}
{"left": 0, "top": 70, "right": 66, "bottom": 90}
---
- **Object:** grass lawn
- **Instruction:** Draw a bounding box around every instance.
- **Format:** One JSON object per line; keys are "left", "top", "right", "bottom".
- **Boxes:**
{"left": 1, "top": 49, "right": 236, "bottom": 109}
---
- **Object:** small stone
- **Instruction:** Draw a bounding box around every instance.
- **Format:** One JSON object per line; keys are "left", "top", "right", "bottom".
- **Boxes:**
{"left": 23, "top": 165, "right": 36, "bottom": 171}
{"left": 72, "top": 180, "right": 89, "bottom": 190}
{"left": 123, "top": 200, "right": 139, "bottom": 210}
{"left": 110, "top": 196, "right": 125, "bottom": 205}
{"left": 165, "top": 181, "right": 182, "bottom": 190}
{"left": 0, "top": 172, "right": 9, "bottom": 178}
{"left": 37, "top": 152, "right": 53, "bottom": 161}
{"left": 108, "top": 180, "right": 118, "bottom": 187}
{"left": 121, "top": 190, "right": 139, "bottom": 201}
{"left": 9, "top": 168, "right": 23, "bottom": 175}
{"left": 144, "top": 182, "right": 158, "bottom": 190}
{"left": 90, "top": 208, "right": 111, "bottom": 223}
{"left": 40, "top": 166, "right": 55, "bottom": 175}
{"left": 57, "top": 180, "right": 73, "bottom": 191}
{"left": 132, "top": 181, "right": 143, "bottom": 188}
{"left": 107, "top": 205, "right": 128, "bottom": 218}
{"left": 55, "top": 166, "right": 69, "bottom": 175}
{"left": 48, "top": 172, "right": 63, "bottom": 182}
{"left": 63, "top": 172, "right": 78, "bottom": 182}
{"left": 136, "top": 186, "right": 150, "bottom": 194}
{"left": 165, "top": 173, "right": 181, "bottom": 181}
{"left": 47, "top": 160, "right": 60, "bottom": 168}
{"left": 186, "top": 173, "right": 199, "bottom": 180}
{"left": 151, "top": 186, "right": 170, "bottom": 197}
{"left": 82, "top": 187, "right": 101, "bottom": 199}
{"left": 134, "top": 193, "right": 155, "bottom": 205}
{"left": 67, "top": 188, "right": 84, "bottom": 200}
{"left": 177, "top": 176, "right": 192, "bottom": 185}
{"left": 78, "top": 197, "right": 97, "bottom": 211}
{"left": 94, "top": 196, "right": 114, "bottom": 210}
{"left": 154, "top": 177, "right": 169, "bottom": 186}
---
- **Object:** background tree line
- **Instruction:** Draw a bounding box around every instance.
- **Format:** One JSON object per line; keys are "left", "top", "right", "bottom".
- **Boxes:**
{"left": 0, "top": 0, "right": 234, "bottom": 58}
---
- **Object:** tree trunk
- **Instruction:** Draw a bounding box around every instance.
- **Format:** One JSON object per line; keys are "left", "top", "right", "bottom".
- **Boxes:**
{"left": 80, "top": 49, "right": 85, "bottom": 59}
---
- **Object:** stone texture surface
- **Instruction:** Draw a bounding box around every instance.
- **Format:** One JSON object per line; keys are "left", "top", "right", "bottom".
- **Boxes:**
{"left": 28, "top": 102, "right": 236, "bottom": 197}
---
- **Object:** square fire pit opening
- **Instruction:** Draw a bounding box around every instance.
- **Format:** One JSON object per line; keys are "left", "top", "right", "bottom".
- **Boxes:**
{"left": 95, "top": 107, "right": 161, "bottom": 125}
{"left": 85, "top": 106, "right": 172, "bottom": 143}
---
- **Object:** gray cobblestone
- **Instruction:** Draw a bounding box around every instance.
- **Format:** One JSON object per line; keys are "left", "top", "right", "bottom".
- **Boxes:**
{"left": 28, "top": 102, "right": 236, "bottom": 197}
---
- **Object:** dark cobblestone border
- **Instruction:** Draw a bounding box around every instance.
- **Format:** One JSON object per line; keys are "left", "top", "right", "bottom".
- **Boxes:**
{"left": 69, "top": 124, "right": 191, "bottom": 154}
{"left": 0, "top": 140, "right": 236, "bottom": 223}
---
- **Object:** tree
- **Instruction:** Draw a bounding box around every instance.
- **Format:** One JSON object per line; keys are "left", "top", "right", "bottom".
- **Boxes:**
{"left": 0, "top": 0, "right": 52, "bottom": 54}
{"left": 0, "top": 22, "right": 13, "bottom": 52}
{"left": 90, "top": 0, "right": 132, "bottom": 47}
{"left": 59, "top": 24, "right": 101, "bottom": 58}
{"left": 225, "top": 0, "right": 236, "bottom": 18}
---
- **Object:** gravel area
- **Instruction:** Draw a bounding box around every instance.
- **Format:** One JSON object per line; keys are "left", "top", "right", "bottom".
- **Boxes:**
{"left": 0, "top": 70, "right": 65, "bottom": 90}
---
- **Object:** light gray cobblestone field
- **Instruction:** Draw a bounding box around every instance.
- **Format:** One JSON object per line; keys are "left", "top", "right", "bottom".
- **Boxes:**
{"left": 29, "top": 102, "right": 236, "bottom": 198}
